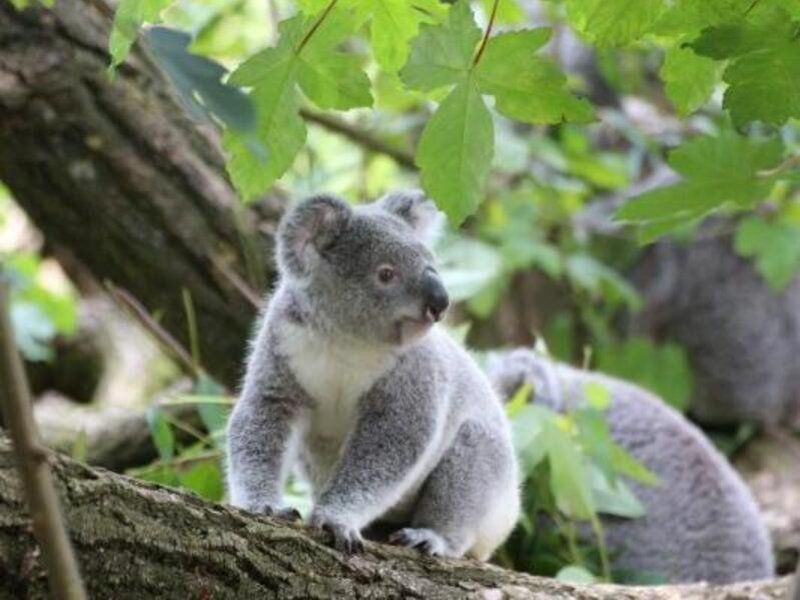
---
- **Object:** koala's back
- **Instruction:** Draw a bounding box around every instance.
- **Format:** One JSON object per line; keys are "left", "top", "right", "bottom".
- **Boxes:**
{"left": 631, "top": 228, "right": 800, "bottom": 426}
{"left": 488, "top": 350, "right": 774, "bottom": 583}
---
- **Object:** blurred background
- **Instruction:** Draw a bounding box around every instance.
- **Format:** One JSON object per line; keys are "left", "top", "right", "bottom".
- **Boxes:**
{"left": 1, "top": 0, "right": 799, "bottom": 585}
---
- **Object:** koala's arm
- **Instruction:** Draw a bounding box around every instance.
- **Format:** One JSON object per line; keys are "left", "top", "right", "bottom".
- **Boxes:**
{"left": 226, "top": 328, "right": 302, "bottom": 515}
{"left": 311, "top": 361, "right": 440, "bottom": 535}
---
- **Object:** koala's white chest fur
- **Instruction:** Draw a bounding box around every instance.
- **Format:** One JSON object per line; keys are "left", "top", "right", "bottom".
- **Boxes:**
{"left": 278, "top": 322, "right": 395, "bottom": 479}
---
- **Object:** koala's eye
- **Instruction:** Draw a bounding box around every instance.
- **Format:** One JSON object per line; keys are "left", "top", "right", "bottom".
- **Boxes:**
{"left": 377, "top": 265, "right": 397, "bottom": 285}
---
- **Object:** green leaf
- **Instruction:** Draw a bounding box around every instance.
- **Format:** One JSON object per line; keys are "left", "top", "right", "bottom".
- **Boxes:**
{"left": 11, "top": 303, "right": 56, "bottom": 362}
{"left": 734, "top": 217, "right": 800, "bottom": 290}
{"left": 224, "top": 65, "right": 304, "bottom": 199}
{"left": 583, "top": 382, "right": 610, "bottom": 411}
{"left": 109, "top": 0, "right": 173, "bottom": 69}
{"left": 506, "top": 383, "right": 533, "bottom": 418}
{"left": 416, "top": 80, "right": 494, "bottom": 224}
{"left": 475, "top": 30, "right": 594, "bottom": 124}
{"left": 178, "top": 459, "right": 224, "bottom": 501}
{"left": 146, "top": 407, "right": 175, "bottom": 461}
{"left": 609, "top": 444, "right": 660, "bottom": 486}
{"left": 692, "top": 8, "right": 800, "bottom": 126}
{"left": 364, "top": 0, "right": 447, "bottom": 72}
{"left": 565, "top": 254, "right": 642, "bottom": 309}
{"left": 481, "top": 0, "right": 525, "bottom": 24}
{"left": 297, "top": 47, "right": 372, "bottom": 110}
{"left": 595, "top": 338, "right": 692, "bottom": 412}
{"left": 555, "top": 565, "right": 598, "bottom": 584}
{"left": 224, "top": 10, "right": 370, "bottom": 199}
{"left": 71, "top": 430, "right": 89, "bottom": 463}
{"left": 399, "top": 0, "right": 481, "bottom": 91}
{"left": 144, "top": 27, "right": 255, "bottom": 132}
{"left": 660, "top": 46, "right": 719, "bottom": 116}
{"left": 616, "top": 132, "right": 783, "bottom": 229}
{"left": 544, "top": 419, "right": 595, "bottom": 520}
{"left": 564, "top": 0, "right": 665, "bottom": 46}
{"left": 589, "top": 467, "right": 647, "bottom": 518}
{"left": 510, "top": 405, "right": 548, "bottom": 475}
{"left": 653, "top": 0, "right": 750, "bottom": 37}
{"left": 438, "top": 234, "right": 504, "bottom": 302}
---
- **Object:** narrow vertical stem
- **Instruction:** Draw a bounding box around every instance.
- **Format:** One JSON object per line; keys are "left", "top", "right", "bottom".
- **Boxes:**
{"left": 473, "top": 0, "right": 501, "bottom": 66}
{"left": 590, "top": 514, "right": 612, "bottom": 582}
{"left": 182, "top": 287, "right": 202, "bottom": 368}
{"left": 0, "top": 276, "right": 87, "bottom": 600}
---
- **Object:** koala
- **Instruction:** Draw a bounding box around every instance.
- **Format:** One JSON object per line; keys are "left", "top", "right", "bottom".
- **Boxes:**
{"left": 226, "top": 191, "right": 520, "bottom": 560}
{"left": 487, "top": 348, "right": 775, "bottom": 584}
{"left": 629, "top": 219, "right": 800, "bottom": 427}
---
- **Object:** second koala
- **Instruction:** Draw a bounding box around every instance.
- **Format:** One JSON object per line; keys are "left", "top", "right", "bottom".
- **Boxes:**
{"left": 226, "top": 191, "right": 520, "bottom": 559}
{"left": 488, "top": 349, "right": 774, "bottom": 584}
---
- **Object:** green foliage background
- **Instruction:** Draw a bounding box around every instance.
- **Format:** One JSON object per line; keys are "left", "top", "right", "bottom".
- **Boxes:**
{"left": 6, "top": 0, "right": 800, "bottom": 585}
{"left": 96, "top": 0, "right": 800, "bottom": 583}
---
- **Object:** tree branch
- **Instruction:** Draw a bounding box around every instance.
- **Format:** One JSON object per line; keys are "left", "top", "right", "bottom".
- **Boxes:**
{"left": 300, "top": 109, "right": 418, "bottom": 171}
{"left": 0, "top": 433, "right": 789, "bottom": 598}
{"left": 0, "top": 278, "right": 86, "bottom": 599}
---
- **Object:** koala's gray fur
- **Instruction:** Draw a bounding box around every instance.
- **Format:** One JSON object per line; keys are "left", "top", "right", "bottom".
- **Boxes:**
{"left": 630, "top": 220, "right": 800, "bottom": 426}
{"left": 226, "top": 191, "right": 520, "bottom": 560}
{"left": 487, "top": 348, "right": 774, "bottom": 584}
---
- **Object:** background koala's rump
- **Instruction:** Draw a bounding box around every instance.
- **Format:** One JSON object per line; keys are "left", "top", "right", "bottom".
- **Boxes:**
{"left": 487, "top": 348, "right": 774, "bottom": 584}
{"left": 226, "top": 191, "right": 520, "bottom": 560}
{"left": 630, "top": 220, "right": 800, "bottom": 427}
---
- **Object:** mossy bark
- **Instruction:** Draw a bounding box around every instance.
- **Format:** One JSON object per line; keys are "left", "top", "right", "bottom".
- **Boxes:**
{"left": 0, "top": 0, "right": 282, "bottom": 388}
{"left": 0, "top": 437, "right": 790, "bottom": 599}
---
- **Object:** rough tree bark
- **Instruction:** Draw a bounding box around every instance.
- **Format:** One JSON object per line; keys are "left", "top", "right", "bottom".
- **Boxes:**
{"left": 0, "top": 436, "right": 789, "bottom": 599}
{"left": 0, "top": 0, "right": 282, "bottom": 389}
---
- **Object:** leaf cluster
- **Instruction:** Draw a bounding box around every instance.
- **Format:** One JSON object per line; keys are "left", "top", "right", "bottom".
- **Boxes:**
{"left": 503, "top": 379, "right": 660, "bottom": 582}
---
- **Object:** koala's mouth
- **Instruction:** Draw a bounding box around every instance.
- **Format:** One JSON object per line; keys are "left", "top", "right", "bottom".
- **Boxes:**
{"left": 397, "top": 315, "right": 435, "bottom": 344}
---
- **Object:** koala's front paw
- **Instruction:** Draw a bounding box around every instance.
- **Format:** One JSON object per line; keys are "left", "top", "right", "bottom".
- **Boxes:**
{"left": 309, "top": 510, "right": 364, "bottom": 554}
{"left": 389, "top": 527, "right": 449, "bottom": 557}
{"left": 254, "top": 503, "right": 302, "bottom": 522}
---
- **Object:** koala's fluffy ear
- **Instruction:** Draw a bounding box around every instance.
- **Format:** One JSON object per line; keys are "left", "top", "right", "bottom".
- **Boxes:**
{"left": 277, "top": 195, "right": 352, "bottom": 277}
{"left": 378, "top": 189, "right": 445, "bottom": 247}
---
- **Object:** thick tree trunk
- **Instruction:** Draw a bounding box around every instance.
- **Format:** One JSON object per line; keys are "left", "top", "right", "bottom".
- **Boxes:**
{"left": 0, "top": 436, "right": 789, "bottom": 599}
{"left": 0, "top": 0, "right": 281, "bottom": 388}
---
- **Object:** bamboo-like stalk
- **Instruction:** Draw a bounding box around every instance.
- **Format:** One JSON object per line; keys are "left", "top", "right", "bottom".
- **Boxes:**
{"left": 0, "top": 276, "right": 87, "bottom": 600}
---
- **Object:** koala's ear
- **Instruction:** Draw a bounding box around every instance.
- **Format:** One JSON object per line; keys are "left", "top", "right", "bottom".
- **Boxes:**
{"left": 277, "top": 195, "right": 352, "bottom": 277}
{"left": 377, "top": 189, "right": 445, "bottom": 247}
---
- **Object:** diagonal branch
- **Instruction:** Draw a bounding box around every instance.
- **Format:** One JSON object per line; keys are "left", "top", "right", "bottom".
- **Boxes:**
{"left": 300, "top": 108, "right": 418, "bottom": 171}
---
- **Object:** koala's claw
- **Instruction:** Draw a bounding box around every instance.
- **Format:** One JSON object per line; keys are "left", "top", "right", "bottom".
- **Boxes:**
{"left": 309, "top": 513, "right": 364, "bottom": 554}
{"left": 389, "top": 527, "right": 448, "bottom": 557}
{"left": 258, "top": 504, "right": 302, "bottom": 522}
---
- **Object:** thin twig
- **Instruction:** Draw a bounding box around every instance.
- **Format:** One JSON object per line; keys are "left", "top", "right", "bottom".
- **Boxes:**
{"left": 300, "top": 109, "right": 418, "bottom": 171}
{"left": 105, "top": 282, "right": 199, "bottom": 378}
{"left": 209, "top": 254, "right": 263, "bottom": 310}
{"left": 181, "top": 288, "right": 202, "bottom": 369}
{"left": 0, "top": 277, "right": 87, "bottom": 600}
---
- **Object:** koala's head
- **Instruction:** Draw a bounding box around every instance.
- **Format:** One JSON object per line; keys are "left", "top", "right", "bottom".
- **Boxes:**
{"left": 277, "top": 190, "right": 449, "bottom": 347}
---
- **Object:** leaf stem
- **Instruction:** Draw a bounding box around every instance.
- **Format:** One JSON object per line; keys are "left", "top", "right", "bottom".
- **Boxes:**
{"left": 590, "top": 514, "right": 612, "bottom": 582}
{"left": 757, "top": 153, "right": 800, "bottom": 178}
{"left": 297, "top": 0, "right": 339, "bottom": 53}
{"left": 473, "top": 0, "right": 500, "bottom": 66}
{"left": 744, "top": 0, "right": 761, "bottom": 16}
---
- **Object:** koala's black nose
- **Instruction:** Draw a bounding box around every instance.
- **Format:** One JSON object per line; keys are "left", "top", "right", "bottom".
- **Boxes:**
{"left": 421, "top": 269, "right": 449, "bottom": 322}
